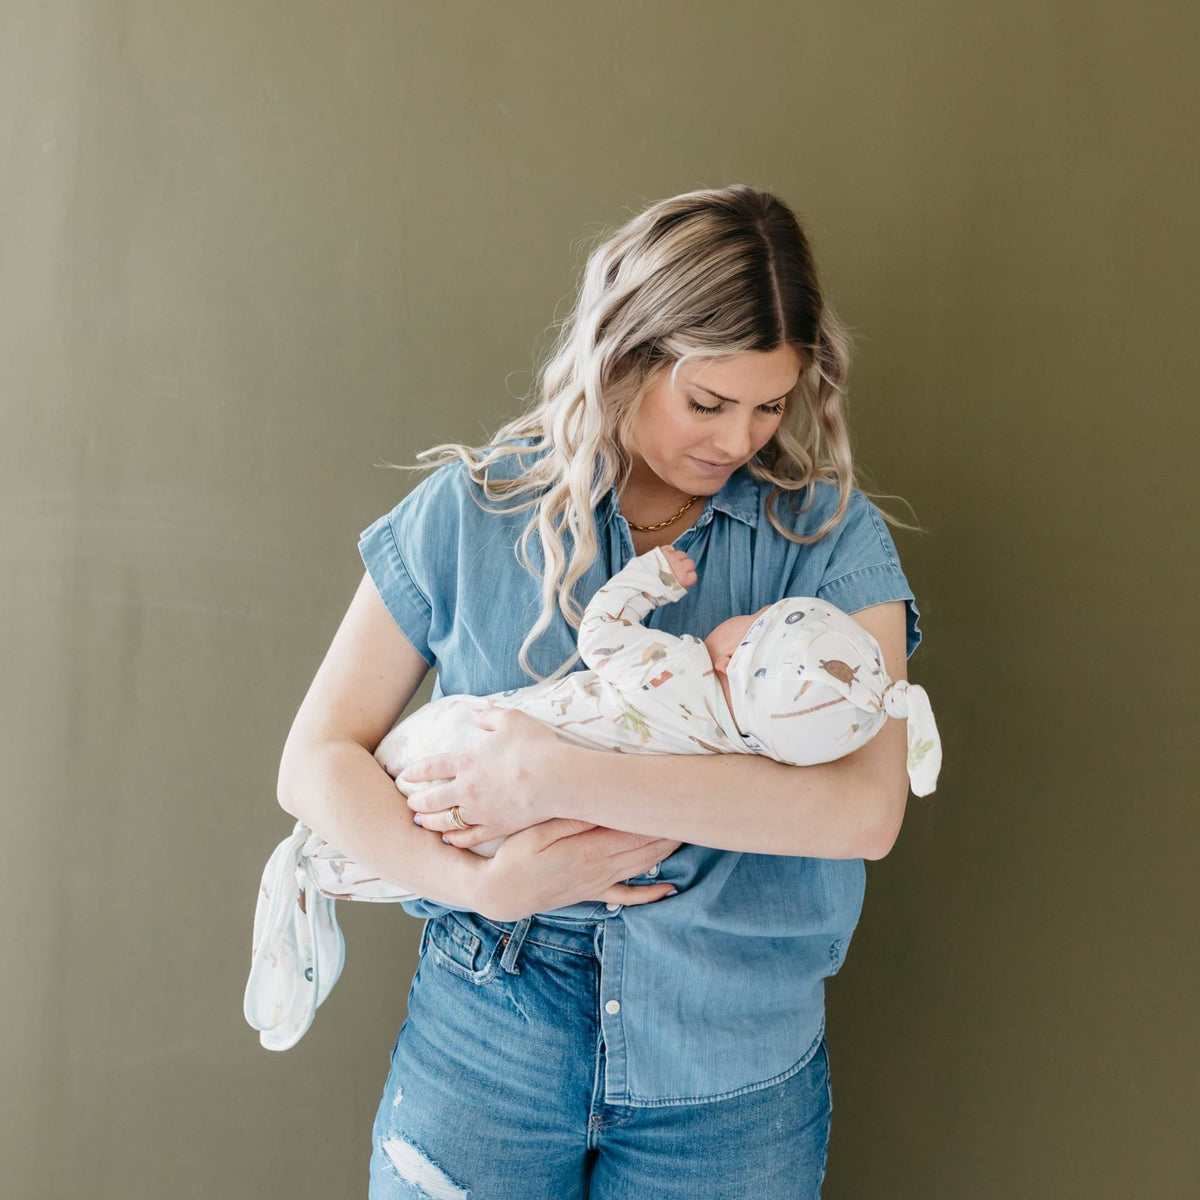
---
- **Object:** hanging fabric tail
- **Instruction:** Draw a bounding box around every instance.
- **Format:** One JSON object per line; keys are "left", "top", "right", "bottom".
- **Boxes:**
{"left": 882, "top": 679, "right": 943, "bottom": 797}
{"left": 243, "top": 819, "right": 346, "bottom": 1051}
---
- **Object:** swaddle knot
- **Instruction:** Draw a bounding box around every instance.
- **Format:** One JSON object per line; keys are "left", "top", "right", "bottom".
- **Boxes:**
{"left": 883, "top": 679, "right": 913, "bottom": 719}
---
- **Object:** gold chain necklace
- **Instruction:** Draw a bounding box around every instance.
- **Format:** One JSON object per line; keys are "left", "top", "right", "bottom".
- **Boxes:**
{"left": 625, "top": 493, "right": 704, "bottom": 531}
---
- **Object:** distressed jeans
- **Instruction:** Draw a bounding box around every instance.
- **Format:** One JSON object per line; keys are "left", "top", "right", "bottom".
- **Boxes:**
{"left": 367, "top": 910, "right": 832, "bottom": 1198}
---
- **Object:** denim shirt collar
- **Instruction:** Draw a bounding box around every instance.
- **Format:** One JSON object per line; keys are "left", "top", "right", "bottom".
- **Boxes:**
{"left": 603, "top": 461, "right": 762, "bottom": 531}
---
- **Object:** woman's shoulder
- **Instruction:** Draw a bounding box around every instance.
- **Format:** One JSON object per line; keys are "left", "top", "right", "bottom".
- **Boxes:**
{"left": 759, "top": 476, "right": 909, "bottom": 590}
{"left": 803, "top": 481, "right": 901, "bottom": 569}
{"left": 469, "top": 436, "right": 548, "bottom": 487}
{"left": 396, "top": 437, "right": 541, "bottom": 504}
{"left": 759, "top": 476, "right": 881, "bottom": 543}
{"left": 759, "top": 476, "right": 922, "bottom": 656}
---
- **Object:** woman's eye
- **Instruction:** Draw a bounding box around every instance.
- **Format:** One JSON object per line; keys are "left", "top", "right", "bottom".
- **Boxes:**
{"left": 687, "top": 398, "right": 786, "bottom": 416}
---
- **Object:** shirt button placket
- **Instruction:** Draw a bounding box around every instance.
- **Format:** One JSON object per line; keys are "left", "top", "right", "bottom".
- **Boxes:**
{"left": 595, "top": 916, "right": 628, "bottom": 1102}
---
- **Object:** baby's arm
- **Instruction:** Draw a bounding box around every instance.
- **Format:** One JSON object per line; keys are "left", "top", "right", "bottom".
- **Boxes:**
{"left": 577, "top": 545, "right": 700, "bottom": 688}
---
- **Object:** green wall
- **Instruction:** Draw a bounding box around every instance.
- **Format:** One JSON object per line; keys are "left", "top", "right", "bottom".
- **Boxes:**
{"left": 2, "top": 2, "right": 1195, "bottom": 1195}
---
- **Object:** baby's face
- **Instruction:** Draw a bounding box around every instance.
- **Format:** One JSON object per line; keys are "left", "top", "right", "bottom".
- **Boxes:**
{"left": 705, "top": 605, "right": 772, "bottom": 723}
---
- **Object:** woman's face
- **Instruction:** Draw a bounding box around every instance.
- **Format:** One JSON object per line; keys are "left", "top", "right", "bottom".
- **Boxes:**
{"left": 625, "top": 344, "right": 804, "bottom": 497}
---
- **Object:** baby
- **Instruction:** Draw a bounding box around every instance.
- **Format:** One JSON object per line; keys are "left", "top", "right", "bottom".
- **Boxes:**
{"left": 244, "top": 543, "right": 942, "bottom": 1049}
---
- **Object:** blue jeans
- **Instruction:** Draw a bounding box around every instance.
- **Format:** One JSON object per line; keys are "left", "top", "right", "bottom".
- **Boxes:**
{"left": 368, "top": 910, "right": 833, "bottom": 1198}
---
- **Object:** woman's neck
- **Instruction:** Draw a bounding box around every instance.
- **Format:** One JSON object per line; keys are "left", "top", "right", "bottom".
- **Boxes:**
{"left": 618, "top": 470, "right": 698, "bottom": 524}
{"left": 622, "top": 495, "right": 706, "bottom": 557}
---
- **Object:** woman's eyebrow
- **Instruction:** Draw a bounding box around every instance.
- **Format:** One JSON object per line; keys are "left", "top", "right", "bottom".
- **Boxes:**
{"left": 693, "top": 379, "right": 799, "bottom": 405}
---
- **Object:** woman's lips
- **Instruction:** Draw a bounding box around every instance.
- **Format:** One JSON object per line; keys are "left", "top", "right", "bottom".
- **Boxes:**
{"left": 689, "top": 455, "right": 735, "bottom": 472}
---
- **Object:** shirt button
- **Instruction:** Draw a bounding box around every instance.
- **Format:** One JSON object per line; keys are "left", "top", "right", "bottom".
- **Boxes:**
{"left": 605, "top": 902, "right": 620, "bottom": 911}
{"left": 605, "top": 999, "right": 620, "bottom": 1014}
{"left": 647, "top": 864, "right": 659, "bottom": 877}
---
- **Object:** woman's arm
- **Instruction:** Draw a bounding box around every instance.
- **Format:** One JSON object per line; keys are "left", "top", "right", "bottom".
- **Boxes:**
{"left": 278, "top": 573, "right": 681, "bottom": 916}
{"left": 281, "top": 739, "right": 491, "bottom": 906}
{"left": 275, "top": 571, "right": 491, "bottom": 907}
{"left": 565, "top": 599, "right": 912, "bottom": 859}
{"left": 557, "top": 735, "right": 899, "bottom": 859}
{"left": 406, "top": 601, "right": 913, "bottom": 861}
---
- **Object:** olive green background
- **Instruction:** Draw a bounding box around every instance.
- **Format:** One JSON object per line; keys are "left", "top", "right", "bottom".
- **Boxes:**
{"left": 3, "top": 2, "right": 1195, "bottom": 1196}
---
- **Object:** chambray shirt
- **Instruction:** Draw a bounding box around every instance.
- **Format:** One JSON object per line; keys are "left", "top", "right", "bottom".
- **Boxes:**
{"left": 358, "top": 436, "right": 922, "bottom": 1106}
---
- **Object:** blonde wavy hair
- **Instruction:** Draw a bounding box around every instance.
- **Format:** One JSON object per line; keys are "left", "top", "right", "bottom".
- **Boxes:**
{"left": 378, "top": 184, "right": 921, "bottom": 684}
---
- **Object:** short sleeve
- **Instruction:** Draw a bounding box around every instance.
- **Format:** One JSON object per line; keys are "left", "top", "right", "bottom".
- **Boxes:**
{"left": 357, "top": 479, "right": 439, "bottom": 668}
{"left": 813, "top": 489, "right": 924, "bottom": 660}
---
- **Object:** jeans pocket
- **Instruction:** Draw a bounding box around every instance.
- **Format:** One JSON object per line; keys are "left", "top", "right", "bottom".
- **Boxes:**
{"left": 424, "top": 912, "right": 503, "bottom": 984}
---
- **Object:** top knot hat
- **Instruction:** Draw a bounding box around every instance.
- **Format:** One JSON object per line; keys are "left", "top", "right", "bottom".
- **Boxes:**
{"left": 723, "top": 597, "right": 942, "bottom": 796}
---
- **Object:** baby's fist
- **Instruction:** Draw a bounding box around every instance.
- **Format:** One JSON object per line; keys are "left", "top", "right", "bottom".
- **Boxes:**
{"left": 660, "top": 545, "right": 697, "bottom": 588}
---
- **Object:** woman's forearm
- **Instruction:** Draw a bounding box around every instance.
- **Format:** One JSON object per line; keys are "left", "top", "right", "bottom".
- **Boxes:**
{"left": 559, "top": 744, "right": 884, "bottom": 860}
{"left": 278, "top": 740, "right": 489, "bottom": 908}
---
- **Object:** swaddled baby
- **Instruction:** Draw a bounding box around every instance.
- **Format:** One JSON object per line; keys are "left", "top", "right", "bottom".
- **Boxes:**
{"left": 244, "top": 543, "right": 942, "bottom": 1049}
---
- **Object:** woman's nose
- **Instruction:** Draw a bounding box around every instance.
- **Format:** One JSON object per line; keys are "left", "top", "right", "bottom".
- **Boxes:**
{"left": 712, "top": 425, "right": 755, "bottom": 461}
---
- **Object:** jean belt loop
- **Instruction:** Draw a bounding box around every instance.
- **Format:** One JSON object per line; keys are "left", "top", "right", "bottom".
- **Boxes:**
{"left": 498, "top": 916, "right": 533, "bottom": 974}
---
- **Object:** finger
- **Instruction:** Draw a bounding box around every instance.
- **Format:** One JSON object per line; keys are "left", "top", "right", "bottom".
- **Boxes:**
{"left": 440, "top": 823, "right": 486, "bottom": 847}
{"left": 405, "top": 782, "right": 454, "bottom": 813}
{"left": 535, "top": 818, "right": 600, "bottom": 843}
{"left": 611, "top": 838, "right": 679, "bottom": 876}
{"left": 598, "top": 882, "right": 678, "bottom": 906}
{"left": 397, "top": 754, "right": 456, "bottom": 787}
{"left": 412, "top": 807, "right": 457, "bottom": 833}
{"left": 585, "top": 827, "right": 674, "bottom": 854}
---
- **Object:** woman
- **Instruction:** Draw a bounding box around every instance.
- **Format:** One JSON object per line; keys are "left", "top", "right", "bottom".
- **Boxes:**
{"left": 277, "top": 184, "right": 924, "bottom": 1198}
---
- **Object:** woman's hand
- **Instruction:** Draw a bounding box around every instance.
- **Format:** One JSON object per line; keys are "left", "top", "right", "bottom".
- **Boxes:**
{"left": 474, "top": 818, "right": 682, "bottom": 922}
{"left": 396, "top": 704, "right": 682, "bottom": 919}
{"left": 398, "top": 704, "right": 578, "bottom": 846}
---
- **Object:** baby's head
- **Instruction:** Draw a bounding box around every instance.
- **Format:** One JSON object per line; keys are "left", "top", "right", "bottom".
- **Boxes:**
{"left": 705, "top": 604, "right": 773, "bottom": 730}
{"left": 703, "top": 595, "right": 942, "bottom": 796}
{"left": 711, "top": 595, "right": 879, "bottom": 760}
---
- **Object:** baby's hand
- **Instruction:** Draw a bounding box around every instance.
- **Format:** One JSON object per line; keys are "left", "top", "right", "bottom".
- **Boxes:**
{"left": 660, "top": 545, "right": 697, "bottom": 588}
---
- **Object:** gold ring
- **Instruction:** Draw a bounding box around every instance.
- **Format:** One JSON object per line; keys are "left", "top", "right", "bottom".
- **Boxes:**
{"left": 449, "top": 805, "right": 470, "bottom": 831}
